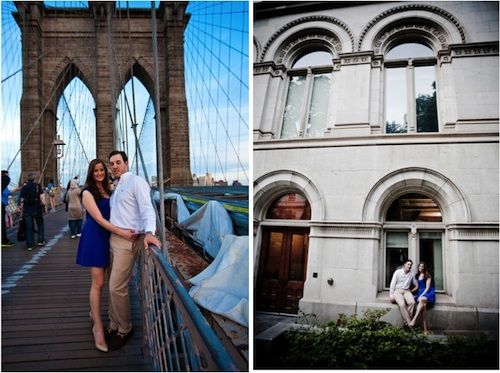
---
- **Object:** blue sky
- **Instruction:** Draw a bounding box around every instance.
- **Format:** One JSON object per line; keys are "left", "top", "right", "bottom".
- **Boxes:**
{"left": 1, "top": 1, "right": 249, "bottom": 187}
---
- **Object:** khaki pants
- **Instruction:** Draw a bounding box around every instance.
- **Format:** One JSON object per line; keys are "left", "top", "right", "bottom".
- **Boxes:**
{"left": 393, "top": 288, "right": 415, "bottom": 324}
{"left": 108, "top": 233, "right": 143, "bottom": 334}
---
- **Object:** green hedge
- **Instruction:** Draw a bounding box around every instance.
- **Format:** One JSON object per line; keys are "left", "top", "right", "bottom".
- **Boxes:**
{"left": 268, "top": 309, "right": 498, "bottom": 368}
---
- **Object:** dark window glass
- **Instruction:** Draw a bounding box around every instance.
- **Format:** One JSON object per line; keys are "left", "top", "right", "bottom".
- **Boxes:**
{"left": 264, "top": 232, "right": 284, "bottom": 280}
{"left": 266, "top": 193, "right": 311, "bottom": 220}
{"left": 288, "top": 233, "right": 308, "bottom": 281}
{"left": 386, "top": 193, "right": 442, "bottom": 222}
{"left": 415, "top": 66, "right": 438, "bottom": 132}
{"left": 385, "top": 232, "right": 408, "bottom": 287}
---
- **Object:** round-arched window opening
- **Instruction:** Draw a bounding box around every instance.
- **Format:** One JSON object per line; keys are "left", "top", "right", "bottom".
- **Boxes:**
{"left": 386, "top": 193, "right": 442, "bottom": 222}
{"left": 293, "top": 51, "right": 332, "bottom": 69}
{"left": 386, "top": 42, "right": 434, "bottom": 59}
{"left": 266, "top": 193, "right": 311, "bottom": 220}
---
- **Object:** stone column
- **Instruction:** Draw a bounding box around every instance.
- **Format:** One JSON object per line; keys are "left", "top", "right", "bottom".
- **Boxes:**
{"left": 162, "top": 2, "right": 192, "bottom": 186}
{"left": 16, "top": 2, "right": 44, "bottom": 183}
{"left": 92, "top": 2, "right": 115, "bottom": 162}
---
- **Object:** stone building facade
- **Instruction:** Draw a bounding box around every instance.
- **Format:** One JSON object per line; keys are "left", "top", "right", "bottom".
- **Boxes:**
{"left": 253, "top": 1, "right": 499, "bottom": 330}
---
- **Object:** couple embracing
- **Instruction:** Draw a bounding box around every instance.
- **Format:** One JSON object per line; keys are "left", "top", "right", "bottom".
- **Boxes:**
{"left": 76, "top": 151, "right": 161, "bottom": 352}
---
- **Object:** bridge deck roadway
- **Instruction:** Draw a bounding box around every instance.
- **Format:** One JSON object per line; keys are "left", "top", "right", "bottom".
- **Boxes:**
{"left": 2, "top": 206, "right": 152, "bottom": 371}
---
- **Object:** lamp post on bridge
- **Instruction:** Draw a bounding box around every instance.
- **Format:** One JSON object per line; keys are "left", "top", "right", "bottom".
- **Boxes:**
{"left": 52, "top": 135, "right": 65, "bottom": 188}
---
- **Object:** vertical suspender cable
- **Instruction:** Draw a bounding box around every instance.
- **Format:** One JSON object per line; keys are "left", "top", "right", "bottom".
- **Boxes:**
{"left": 151, "top": 1, "right": 167, "bottom": 259}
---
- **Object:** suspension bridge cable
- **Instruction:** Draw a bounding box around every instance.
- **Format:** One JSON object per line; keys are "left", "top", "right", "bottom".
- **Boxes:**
{"left": 6, "top": 63, "right": 72, "bottom": 171}
{"left": 184, "top": 31, "right": 248, "bottom": 181}
{"left": 186, "top": 23, "right": 248, "bottom": 129}
{"left": 61, "top": 93, "right": 91, "bottom": 164}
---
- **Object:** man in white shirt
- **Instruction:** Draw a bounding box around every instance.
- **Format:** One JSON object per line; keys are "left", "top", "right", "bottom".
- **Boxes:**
{"left": 389, "top": 259, "right": 418, "bottom": 326}
{"left": 105, "top": 150, "right": 161, "bottom": 351}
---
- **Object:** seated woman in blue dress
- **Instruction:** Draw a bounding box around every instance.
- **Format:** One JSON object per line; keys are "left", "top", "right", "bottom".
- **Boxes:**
{"left": 409, "top": 261, "right": 435, "bottom": 334}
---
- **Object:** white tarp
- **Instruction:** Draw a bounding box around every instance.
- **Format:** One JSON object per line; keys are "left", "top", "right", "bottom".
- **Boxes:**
{"left": 179, "top": 200, "right": 234, "bottom": 258}
{"left": 189, "top": 234, "right": 249, "bottom": 327}
{"left": 152, "top": 191, "right": 191, "bottom": 222}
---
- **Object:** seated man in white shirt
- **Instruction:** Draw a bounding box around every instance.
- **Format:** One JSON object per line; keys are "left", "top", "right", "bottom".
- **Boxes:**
{"left": 389, "top": 259, "right": 418, "bottom": 326}
{"left": 105, "top": 150, "right": 161, "bottom": 351}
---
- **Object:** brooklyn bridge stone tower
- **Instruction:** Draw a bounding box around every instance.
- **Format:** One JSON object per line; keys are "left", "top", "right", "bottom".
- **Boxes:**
{"left": 14, "top": 1, "right": 192, "bottom": 186}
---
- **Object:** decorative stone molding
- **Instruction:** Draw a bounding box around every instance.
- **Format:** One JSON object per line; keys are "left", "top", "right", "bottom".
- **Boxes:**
{"left": 447, "top": 224, "right": 499, "bottom": 241}
{"left": 362, "top": 167, "right": 471, "bottom": 224}
{"left": 449, "top": 42, "right": 499, "bottom": 59}
{"left": 309, "top": 222, "right": 381, "bottom": 240}
{"left": 372, "top": 22, "right": 449, "bottom": 54}
{"left": 274, "top": 32, "right": 341, "bottom": 65}
{"left": 254, "top": 36, "right": 262, "bottom": 63}
{"left": 358, "top": 3, "right": 466, "bottom": 51}
{"left": 254, "top": 169, "right": 326, "bottom": 221}
{"left": 260, "top": 15, "right": 355, "bottom": 62}
{"left": 253, "top": 61, "right": 286, "bottom": 78}
{"left": 339, "top": 51, "right": 373, "bottom": 66}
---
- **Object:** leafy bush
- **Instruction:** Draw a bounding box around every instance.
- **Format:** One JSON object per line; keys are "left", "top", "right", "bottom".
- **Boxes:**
{"left": 265, "top": 309, "right": 498, "bottom": 369}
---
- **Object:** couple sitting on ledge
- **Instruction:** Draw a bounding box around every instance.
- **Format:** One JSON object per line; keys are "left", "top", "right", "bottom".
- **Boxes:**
{"left": 390, "top": 259, "right": 436, "bottom": 334}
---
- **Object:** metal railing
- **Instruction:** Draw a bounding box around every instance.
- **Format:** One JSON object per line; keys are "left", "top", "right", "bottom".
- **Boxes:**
{"left": 137, "top": 244, "right": 239, "bottom": 371}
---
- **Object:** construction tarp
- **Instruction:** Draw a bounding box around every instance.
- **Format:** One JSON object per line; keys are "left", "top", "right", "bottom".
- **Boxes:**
{"left": 188, "top": 234, "right": 248, "bottom": 327}
{"left": 179, "top": 200, "right": 234, "bottom": 258}
{"left": 152, "top": 191, "right": 191, "bottom": 222}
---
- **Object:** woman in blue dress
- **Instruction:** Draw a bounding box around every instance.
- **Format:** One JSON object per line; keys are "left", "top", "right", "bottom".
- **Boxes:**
{"left": 76, "top": 159, "right": 136, "bottom": 352}
{"left": 409, "top": 261, "right": 435, "bottom": 334}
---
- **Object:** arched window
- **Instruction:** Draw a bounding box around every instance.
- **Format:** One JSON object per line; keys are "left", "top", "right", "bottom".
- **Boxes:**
{"left": 280, "top": 50, "right": 333, "bottom": 139}
{"left": 385, "top": 42, "right": 438, "bottom": 134}
{"left": 266, "top": 193, "right": 311, "bottom": 220}
{"left": 384, "top": 193, "right": 444, "bottom": 291}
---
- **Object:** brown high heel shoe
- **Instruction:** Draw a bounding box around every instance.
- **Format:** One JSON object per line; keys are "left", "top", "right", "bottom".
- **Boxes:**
{"left": 92, "top": 326, "right": 109, "bottom": 352}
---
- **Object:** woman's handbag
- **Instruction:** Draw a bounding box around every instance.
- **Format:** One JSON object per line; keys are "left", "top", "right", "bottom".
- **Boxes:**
{"left": 17, "top": 218, "right": 26, "bottom": 241}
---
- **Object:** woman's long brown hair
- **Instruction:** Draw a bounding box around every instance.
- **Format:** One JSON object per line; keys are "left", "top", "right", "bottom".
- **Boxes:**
{"left": 83, "top": 159, "right": 112, "bottom": 202}
{"left": 415, "top": 261, "right": 431, "bottom": 280}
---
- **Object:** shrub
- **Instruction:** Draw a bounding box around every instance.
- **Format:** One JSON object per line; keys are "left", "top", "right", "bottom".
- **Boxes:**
{"left": 268, "top": 309, "right": 498, "bottom": 368}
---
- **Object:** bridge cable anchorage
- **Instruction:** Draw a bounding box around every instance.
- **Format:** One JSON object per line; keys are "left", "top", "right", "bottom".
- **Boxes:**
{"left": 151, "top": 2, "right": 167, "bottom": 259}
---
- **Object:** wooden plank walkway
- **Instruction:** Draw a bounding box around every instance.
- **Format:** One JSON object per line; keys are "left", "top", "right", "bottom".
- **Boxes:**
{"left": 2, "top": 207, "right": 152, "bottom": 372}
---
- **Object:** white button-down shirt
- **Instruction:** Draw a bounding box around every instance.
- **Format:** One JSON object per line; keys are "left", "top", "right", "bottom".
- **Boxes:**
{"left": 109, "top": 172, "right": 156, "bottom": 233}
{"left": 389, "top": 268, "right": 417, "bottom": 297}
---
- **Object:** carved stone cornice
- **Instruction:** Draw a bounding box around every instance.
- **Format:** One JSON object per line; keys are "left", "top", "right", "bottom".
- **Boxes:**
{"left": 338, "top": 51, "right": 374, "bottom": 66}
{"left": 450, "top": 42, "right": 499, "bottom": 58}
{"left": 309, "top": 222, "right": 382, "bottom": 240}
{"left": 260, "top": 15, "right": 354, "bottom": 62}
{"left": 447, "top": 224, "right": 499, "bottom": 241}
{"left": 253, "top": 61, "right": 286, "bottom": 78}
{"left": 358, "top": 3, "right": 466, "bottom": 51}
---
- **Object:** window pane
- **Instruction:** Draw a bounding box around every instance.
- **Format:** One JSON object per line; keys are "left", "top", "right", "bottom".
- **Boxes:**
{"left": 293, "top": 51, "right": 332, "bottom": 68}
{"left": 386, "top": 43, "right": 434, "bottom": 59}
{"left": 385, "top": 232, "right": 409, "bottom": 287}
{"left": 288, "top": 233, "right": 308, "bottom": 281}
{"left": 306, "top": 73, "right": 331, "bottom": 137}
{"left": 266, "top": 193, "right": 311, "bottom": 220}
{"left": 386, "top": 193, "right": 442, "bottom": 222}
{"left": 419, "top": 233, "right": 443, "bottom": 290}
{"left": 385, "top": 68, "right": 407, "bottom": 133}
{"left": 281, "top": 76, "right": 306, "bottom": 138}
{"left": 415, "top": 66, "right": 438, "bottom": 132}
{"left": 264, "top": 232, "right": 284, "bottom": 280}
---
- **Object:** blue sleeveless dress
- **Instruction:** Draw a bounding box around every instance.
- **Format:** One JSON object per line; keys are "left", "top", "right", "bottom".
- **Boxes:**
{"left": 414, "top": 278, "right": 435, "bottom": 304}
{"left": 76, "top": 197, "right": 110, "bottom": 268}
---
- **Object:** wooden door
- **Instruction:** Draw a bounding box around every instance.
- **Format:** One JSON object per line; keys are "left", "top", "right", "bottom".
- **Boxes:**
{"left": 256, "top": 227, "right": 309, "bottom": 314}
